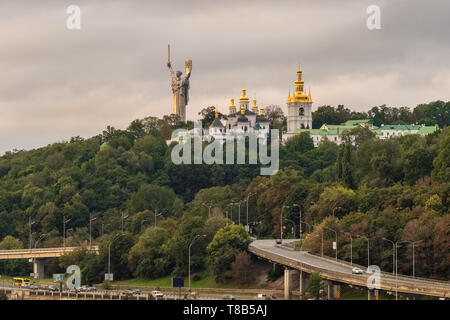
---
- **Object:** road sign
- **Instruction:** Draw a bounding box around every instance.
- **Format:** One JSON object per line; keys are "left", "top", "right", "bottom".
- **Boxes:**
{"left": 332, "top": 241, "right": 337, "bottom": 250}
{"left": 172, "top": 277, "right": 184, "bottom": 288}
{"left": 105, "top": 273, "right": 113, "bottom": 281}
{"left": 53, "top": 274, "right": 64, "bottom": 282}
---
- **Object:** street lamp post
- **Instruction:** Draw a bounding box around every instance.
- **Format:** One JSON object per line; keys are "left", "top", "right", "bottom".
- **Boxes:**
{"left": 108, "top": 233, "right": 125, "bottom": 276}
{"left": 382, "top": 238, "right": 395, "bottom": 275}
{"left": 63, "top": 216, "right": 71, "bottom": 248}
{"left": 245, "top": 192, "right": 257, "bottom": 229}
{"left": 189, "top": 234, "right": 206, "bottom": 291}
{"left": 89, "top": 213, "right": 97, "bottom": 248}
{"left": 383, "top": 239, "right": 402, "bottom": 301}
{"left": 291, "top": 204, "right": 302, "bottom": 238}
{"left": 29, "top": 217, "right": 35, "bottom": 249}
{"left": 154, "top": 209, "right": 164, "bottom": 227}
{"left": 284, "top": 219, "right": 296, "bottom": 238}
{"left": 343, "top": 232, "right": 353, "bottom": 266}
{"left": 237, "top": 201, "right": 242, "bottom": 225}
{"left": 400, "top": 240, "right": 423, "bottom": 278}
{"left": 323, "top": 226, "right": 338, "bottom": 261}
{"left": 34, "top": 233, "right": 49, "bottom": 249}
{"left": 357, "top": 235, "right": 370, "bottom": 267}
{"left": 202, "top": 203, "right": 213, "bottom": 218}
{"left": 228, "top": 203, "right": 234, "bottom": 224}
{"left": 121, "top": 212, "right": 129, "bottom": 232}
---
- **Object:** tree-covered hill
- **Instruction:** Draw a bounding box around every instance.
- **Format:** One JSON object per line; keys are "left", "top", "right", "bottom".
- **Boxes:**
{"left": 0, "top": 104, "right": 449, "bottom": 283}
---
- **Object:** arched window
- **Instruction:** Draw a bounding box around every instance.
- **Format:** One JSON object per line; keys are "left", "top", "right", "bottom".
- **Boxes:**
{"left": 299, "top": 107, "right": 305, "bottom": 116}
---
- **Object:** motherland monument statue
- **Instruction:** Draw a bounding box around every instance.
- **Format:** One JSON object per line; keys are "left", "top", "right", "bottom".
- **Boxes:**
{"left": 167, "top": 44, "right": 192, "bottom": 122}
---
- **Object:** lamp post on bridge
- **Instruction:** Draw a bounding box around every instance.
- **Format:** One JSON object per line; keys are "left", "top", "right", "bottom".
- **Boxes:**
{"left": 245, "top": 192, "right": 257, "bottom": 230}
{"left": 108, "top": 233, "right": 125, "bottom": 278}
{"left": 323, "top": 226, "right": 338, "bottom": 261}
{"left": 63, "top": 216, "right": 71, "bottom": 248}
{"left": 357, "top": 235, "right": 370, "bottom": 268}
{"left": 121, "top": 212, "right": 129, "bottom": 232}
{"left": 284, "top": 219, "right": 296, "bottom": 239}
{"left": 29, "top": 217, "right": 35, "bottom": 249}
{"left": 34, "top": 233, "right": 49, "bottom": 249}
{"left": 89, "top": 213, "right": 97, "bottom": 248}
{"left": 189, "top": 234, "right": 206, "bottom": 291}
{"left": 202, "top": 202, "right": 213, "bottom": 218}
{"left": 400, "top": 240, "right": 423, "bottom": 278}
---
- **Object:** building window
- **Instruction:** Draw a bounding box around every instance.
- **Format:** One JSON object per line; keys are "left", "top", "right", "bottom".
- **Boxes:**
{"left": 299, "top": 107, "right": 305, "bottom": 116}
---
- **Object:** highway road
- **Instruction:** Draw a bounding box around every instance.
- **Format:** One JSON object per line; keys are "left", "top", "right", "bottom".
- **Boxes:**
{"left": 249, "top": 239, "right": 450, "bottom": 298}
{"left": 0, "top": 284, "right": 266, "bottom": 300}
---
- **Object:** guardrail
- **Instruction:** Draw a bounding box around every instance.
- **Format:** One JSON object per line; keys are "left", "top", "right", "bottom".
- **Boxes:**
{"left": 0, "top": 246, "right": 99, "bottom": 259}
{"left": 249, "top": 243, "right": 450, "bottom": 298}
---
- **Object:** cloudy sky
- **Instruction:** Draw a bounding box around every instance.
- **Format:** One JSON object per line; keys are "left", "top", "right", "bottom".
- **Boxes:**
{"left": 1, "top": 0, "right": 449, "bottom": 154}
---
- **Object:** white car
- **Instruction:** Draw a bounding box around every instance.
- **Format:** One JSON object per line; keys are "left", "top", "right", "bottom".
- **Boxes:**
{"left": 151, "top": 290, "right": 164, "bottom": 298}
{"left": 352, "top": 267, "right": 363, "bottom": 274}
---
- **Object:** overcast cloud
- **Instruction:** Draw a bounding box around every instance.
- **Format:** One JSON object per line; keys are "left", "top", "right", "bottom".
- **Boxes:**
{"left": 0, "top": 0, "right": 449, "bottom": 153}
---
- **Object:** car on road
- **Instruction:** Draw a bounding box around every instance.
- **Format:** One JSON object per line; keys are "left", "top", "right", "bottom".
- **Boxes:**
{"left": 151, "top": 290, "right": 164, "bottom": 298}
{"left": 21, "top": 282, "right": 30, "bottom": 289}
{"left": 222, "top": 294, "right": 235, "bottom": 300}
{"left": 257, "top": 293, "right": 275, "bottom": 299}
{"left": 122, "top": 289, "right": 134, "bottom": 296}
{"left": 132, "top": 289, "right": 141, "bottom": 295}
{"left": 78, "top": 285, "right": 96, "bottom": 292}
{"left": 352, "top": 267, "right": 364, "bottom": 274}
{"left": 39, "top": 285, "right": 49, "bottom": 291}
{"left": 48, "top": 285, "right": 59, "bottom": 292}
{"left": 275, "top": 239, "right": 282, "bottom": 245}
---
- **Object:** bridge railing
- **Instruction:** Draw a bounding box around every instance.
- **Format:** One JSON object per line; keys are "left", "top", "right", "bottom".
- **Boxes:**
{"left": 249, "top": 244, "right": 450, "bottom": 295}
{"left": 0, "top": 246, "right": 99, "bottom": 255}
{"left": 299, "top": 247, "right": 450, "bottom": 286}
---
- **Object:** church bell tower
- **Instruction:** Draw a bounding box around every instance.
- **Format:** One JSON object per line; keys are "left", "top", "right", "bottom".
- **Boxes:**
{"left": 286, "top": 67, "right": 313, "bottom": 132}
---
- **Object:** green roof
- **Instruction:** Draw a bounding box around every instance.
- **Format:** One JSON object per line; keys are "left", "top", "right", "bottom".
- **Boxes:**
{"left": 293, "top": 124, "right": 438, "bottom": 137}
{"left": 379, "top": 125, "right": 422, "bottom": 131}
{"left": 418, "top": 125, "right": 439, "bottom": 135}
{"left": 343, "top": 119, "right": 371, "bottom": 126}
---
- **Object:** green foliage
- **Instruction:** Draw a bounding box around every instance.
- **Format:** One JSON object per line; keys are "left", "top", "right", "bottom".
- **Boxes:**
{"left": 207, "top": 225, "right": 251, "bottom": 282}
{"left": 266, "top": 264, "right": 284, "bottom": 282}
{"left": 128, "top": 227, "right": 171, "bottom": 278}
{"left": 432, "top": 127, "right": 450, "bottom": 182}
{"left": 307, "top": 272, "right": 326, "bottom": 299}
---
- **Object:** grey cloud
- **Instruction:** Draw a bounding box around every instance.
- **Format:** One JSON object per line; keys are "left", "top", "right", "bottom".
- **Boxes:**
{"left": 0, "top": 0, "right": 449, "bottom": 153}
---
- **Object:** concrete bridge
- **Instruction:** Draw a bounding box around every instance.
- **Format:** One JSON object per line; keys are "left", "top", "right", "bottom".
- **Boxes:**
{"left": 249, "top": 240, "right": 450, "bottom": 300}
{"left": 0, "top": 246, "right": 99, "bottom": 279}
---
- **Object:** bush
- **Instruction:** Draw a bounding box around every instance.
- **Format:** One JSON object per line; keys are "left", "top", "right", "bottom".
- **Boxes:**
{"left": 101, "top": 280, "right": 112, "bottom": 291}
{"left": 266, "top": 264, "right": 284, "bottom": 282}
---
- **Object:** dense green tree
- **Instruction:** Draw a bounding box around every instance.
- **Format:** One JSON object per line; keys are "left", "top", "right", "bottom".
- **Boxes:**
{"left": 207, "top": 225, "right": 251, "bottom": 282}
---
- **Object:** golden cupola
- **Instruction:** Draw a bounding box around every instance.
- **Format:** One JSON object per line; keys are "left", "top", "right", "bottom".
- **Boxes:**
{"left": 290, "top": 68, "right": 308, "bottom": 102}
{"left": 252, "top": 98, "right": 258, "bottom": 113}
{"left": 239, "top": 88, "right": 249, "bottom": 103}
{"left": 229, "top": 98, "right": 236, "bottom": 113}
{"left": 215, "top": 108, "right": 219, "bottom": 118}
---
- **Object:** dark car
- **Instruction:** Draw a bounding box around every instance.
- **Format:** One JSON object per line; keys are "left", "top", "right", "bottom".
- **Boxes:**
{"left": 275, "top": 239, "right": 282, "bottom": 245}
{"left": 48, "top": 285, "right": 59, "bottom": 292}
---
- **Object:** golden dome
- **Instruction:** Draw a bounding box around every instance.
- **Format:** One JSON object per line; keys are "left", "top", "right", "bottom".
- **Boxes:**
{"left": 229, "top": 98, "right": 236, "bottom": 110}
{"left": 239, "top": 88, "right": 249, "bottom": 102}
{"left": 252, "top": 98, "right": 258, "bottom": 111}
